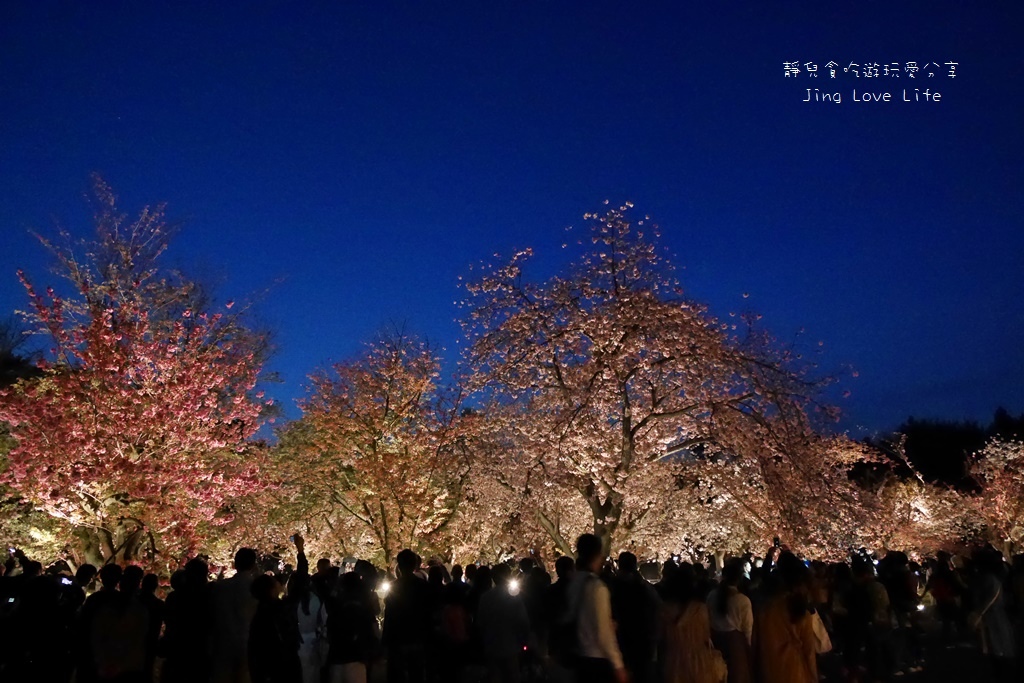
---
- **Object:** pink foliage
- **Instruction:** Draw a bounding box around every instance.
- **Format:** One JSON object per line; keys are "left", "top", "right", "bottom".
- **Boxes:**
{"left": 0, "top": 181, "right": 269, "bottom": 566}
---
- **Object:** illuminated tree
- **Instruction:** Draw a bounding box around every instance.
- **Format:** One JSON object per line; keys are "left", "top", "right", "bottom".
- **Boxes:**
{"left": 969, "top": 438, "right": 1024, "bottom": 553}
{"left": 283, "top": 332, "right": 471, "bottom": 566}
{"left": 459, "top": 204, "right": 869, "bottom": 556}
{"left": 0, "top": 180, "right": 271, "bottom": 567}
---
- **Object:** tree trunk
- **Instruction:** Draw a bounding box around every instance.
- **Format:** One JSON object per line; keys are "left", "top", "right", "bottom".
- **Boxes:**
{"left": 536, "top": 509, "right": 575, "bottom": 558}
{"left": 74, "top": 526, "right": 110, "bottom": 566}
{"left": 589, "top": 492, "right": 623, "bottom": 558}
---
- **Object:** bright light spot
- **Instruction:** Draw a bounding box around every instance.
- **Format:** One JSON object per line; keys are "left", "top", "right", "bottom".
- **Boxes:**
{"left": 509, "top": 578, "right": 520, "bottom": 595}
{"left": 917, "top": 604, "right": 925, "bottom": 612}
{"left": 379, "top": 580, "right": 391, "bottom": 596}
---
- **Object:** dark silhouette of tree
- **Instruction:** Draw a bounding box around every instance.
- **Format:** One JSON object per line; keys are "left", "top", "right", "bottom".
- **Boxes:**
{"left": 0, "top": 316, "right": 40, "bottom": 389}
{"left": 860, "top": 410, "right": 1024, "bottom": 492}
{"left": 898, "top": 417, "right": 986, "bottom": 488}
{"left": 989, "top": 408, "right": 1024, "bottom": 441}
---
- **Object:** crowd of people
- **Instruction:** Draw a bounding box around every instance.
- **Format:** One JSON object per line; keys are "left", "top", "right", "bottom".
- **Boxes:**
{"left": 1, "top": 534, "right": 1022, "bottom": 683}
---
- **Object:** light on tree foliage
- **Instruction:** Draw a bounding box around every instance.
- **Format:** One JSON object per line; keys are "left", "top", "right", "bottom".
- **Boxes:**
{"left": 0, "top": 179, "right": 272, "bottom": 568}
{"left": 458, "top": 205, "right": 877, "bottom": 558}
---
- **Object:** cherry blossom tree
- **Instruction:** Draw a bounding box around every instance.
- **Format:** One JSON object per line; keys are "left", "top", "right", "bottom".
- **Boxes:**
{"left": 832, "top": 436, "right": 968, "bottom": 558}
{"left": 459, "top": 204, "right": 872, "bottom": 556}
{"left": 282, "top": 332, "right": 472, "bottom": 566}
{"left": 0, "top": 180, "right": 271, "bottom": 567}
{"left": 858, "top": 476, "right": 965, "bottom": 557}
{"left": 968, "top": 438, "right": 1024, "bottom": 554}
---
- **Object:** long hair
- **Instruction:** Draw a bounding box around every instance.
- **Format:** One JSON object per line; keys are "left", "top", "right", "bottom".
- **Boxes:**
{"left": 716, "top": 560, "right": 744, "bottom": 616}
{"left": 773, "top": 552, "right": 812, "bottom": 623}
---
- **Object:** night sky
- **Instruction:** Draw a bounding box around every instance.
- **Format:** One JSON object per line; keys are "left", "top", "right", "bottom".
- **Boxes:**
{"left": 1, "top": 1, "right": 1021, "bottom": 435}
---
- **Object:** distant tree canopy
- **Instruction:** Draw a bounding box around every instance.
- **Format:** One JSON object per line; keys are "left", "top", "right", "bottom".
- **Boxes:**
{"left": 2, "top": 184, "right": 1023, "bottom": 567}
{"left": 885, "top": 410, "right": 1024, "bottom": 489}
{"left": 0, "top": 317, "right": 40, "bottom": 389}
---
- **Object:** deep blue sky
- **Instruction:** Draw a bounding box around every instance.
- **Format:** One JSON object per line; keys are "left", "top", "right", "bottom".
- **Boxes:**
{"left": 1, "top": 1, "right": 1021, "bottom": 435}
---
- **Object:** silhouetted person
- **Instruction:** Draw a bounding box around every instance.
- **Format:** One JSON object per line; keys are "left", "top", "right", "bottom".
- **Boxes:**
{"left": 655, "top": 559, "right": 678, "bottom": 601}
{"left": 212, "top": 548, "right": 260, "bottom": 683}
{"left": 139, "top": 573, "right": 164, "bottom": 683}
{"left": 249, "top": 573, "right": 302, "bottom": 683}
{"left": 970, "top": 548, "right": 1016, "bottom": 680}
{"left": 2, "top": 555, "right": 64, "bottom": 678}
{"left": 311, "top": 557, "right": 333, "bottom": 601}
{"left": 755, "top": 552, "right": 819, "bottom": 683}
{"left": 659, "top": 565, "right": 726, "bottom": 683}
{"left": 326, "top": 571, "right": 378, "bottom": 683}
{"left": 382, "top": 549, "right": 431, "bottom": 683}
{"left": 289, "top": 534, "right": 326, "bottom": 683}
{"left": 547, "top": 555, "right": 577, "bottom": 668}
{"left": 476, "top": 563, "right": 531, "bottom": 683}
{"left": 439, "top": 564, "right": 472, "bottom": 683}
{"left": 612, "top": 552, "right": 660, "bottom": 683}
{"left": 706, "top": 559, "right": 753, "bottom": 683}
{"left": 91, "top": 564, "right": 149, "bottom": 683}
{"left": 566, "top": 534, "right": 626, "bottom": 683}
{"left": 162, "top": 558, "right": 213, "bottom": 683}
{"left": 79, "top": 563, "right": 125, "bottom": 683}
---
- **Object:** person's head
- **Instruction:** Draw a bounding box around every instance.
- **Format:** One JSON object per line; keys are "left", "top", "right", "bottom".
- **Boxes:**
{"left": 852, "top": 556, "right": 875, "bottom": 581}
{"left": 474, "top": 565, "right": 493, "bottom": 591}
{"left": 120, "top": 565, "right": 144, "bottom": 594}
{"left": 428, "top": 565, "right": 446, "bottom": 586}
{"left": 575, "top": 534, "right": 604, "bottom": 573}
{"left": 234, "top": 548, "right": 258, "bottom": 574}
{"left": 974, "top": 547, "right": 1005, "bottom": 576}
{"left": 492, "top": 563, "right": 512, "bottom": 587}
{"left": 142, "top": 573, "right": 160, "bottom": 595}
{"left": 98, "top": 563, "right": 123, "bottom": 590}
{"left": 316, "top": 558, "right": 332, "bottom": 576}
{"left": 396, "top": 549, "right": 420, "bottom": 577}
{"left": 518, "top": 557, "right": 535, "bottom": 574}
{"left": 251, "top": 573, "right": 283, "bottom": 601}
{"left": 23, "top": 560, "right": 43, "bottom": 579}
{"left": 354, "top": 559, "right": 376, "bottom": 582}
{"left": 451, "top": 565, "right": 464, "bottom": 583}
{"left": 464, "top": 563, "right": 478, "bottom": 584}
{"left": 340, "top": 570, "right": 363, "bottom": 596}
{"left": 184, "top": 557, "right": 209, "bottom": 588}
{"left": 721, "top": 559, "right": 744, "bottom": 587}
{"left": 714, "top": 559, "right": 745, "bottom": 615}
{"left": 661, "top": 558, "right": 678, "bottom": 582}
{"left": 555, "top": 555, "right": 575, "bottom": 581}
{"left": 75, "top": 563, "right": 98, "bottom": 588}
{"left": 664, "top": 565, "right": 696, "bottom": 604}
{"left": 169, "top": 569, "right": 187, "bottom": 592}
{"left": 882, "top": 551, "right": 909, "bottom": 574}
{"left": 774, "top": 552, "right": 813, "bottom": 621}
{"left": 617, "top": 552, "right": 638, "bottom": 574}
{"left": 774, "top": 552, "right": 810, "bottom": 591}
